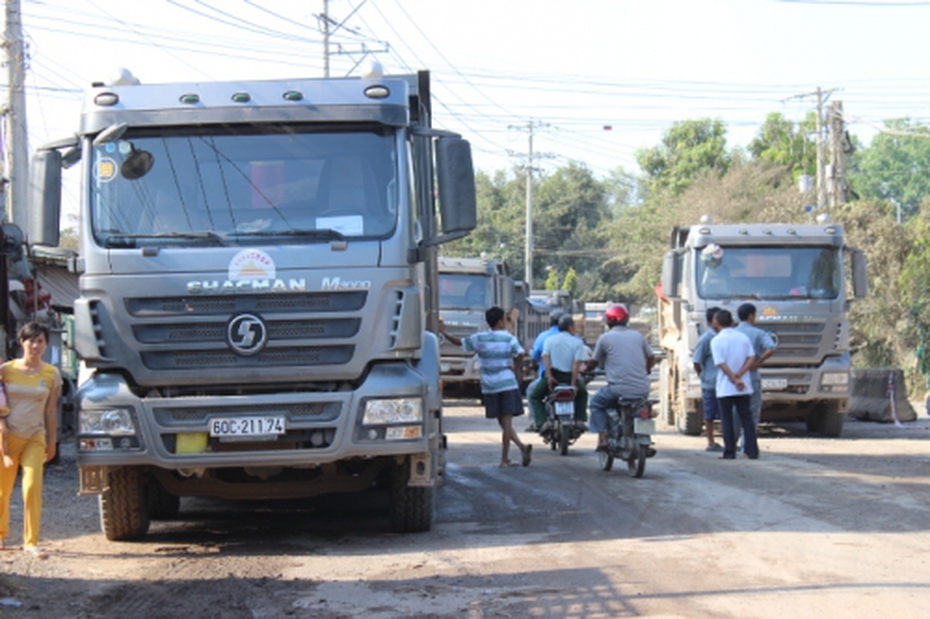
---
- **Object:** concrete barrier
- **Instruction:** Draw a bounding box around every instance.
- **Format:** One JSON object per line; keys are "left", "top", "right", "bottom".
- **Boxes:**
{"left": 848, "top": 368, "right": 917, "bottom": 422}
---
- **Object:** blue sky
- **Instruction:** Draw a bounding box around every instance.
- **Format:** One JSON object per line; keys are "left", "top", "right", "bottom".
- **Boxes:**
{"left": 18, "top": 0, "right": 930, "bottom": 187}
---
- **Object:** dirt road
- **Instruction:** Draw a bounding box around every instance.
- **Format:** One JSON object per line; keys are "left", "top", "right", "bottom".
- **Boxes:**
{"left": 1, "top": 394, "right": 928, "bottom": 618}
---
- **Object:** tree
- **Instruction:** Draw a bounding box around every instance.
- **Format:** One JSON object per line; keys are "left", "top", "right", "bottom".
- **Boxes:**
{"left": 635, "top": 118, "right": 730, "bottom": 195}
{"left": 748, "top": 111, "right": 817, "bottom": 179}
{"left": 561, "top": 267, "right": 577, "bottom": 295}
{"left": 849, "top": 118, "right": 930, "bottom": 220}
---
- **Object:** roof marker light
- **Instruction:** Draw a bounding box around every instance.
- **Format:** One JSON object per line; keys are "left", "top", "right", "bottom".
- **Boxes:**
{"left": 94, "top": 92, "right": 120, "bottom": 106}
{"left": 179, "top": 93, "right": 200, "bottom": 105}
{"left": 283, "top": 90, "right": 304, "bottom": 101}
{"left": 364, "top": 85, "right": 390, "bottom": 99}
{"left": 231, "top": 92, "right": 251, "bottom": 103}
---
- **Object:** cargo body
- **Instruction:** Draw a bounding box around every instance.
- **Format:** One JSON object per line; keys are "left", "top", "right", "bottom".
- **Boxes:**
{"left": 658, "top": 219, "right": 867, "bottom": 438}
{"left": 29, "top": 70, "right": 476, "bottom": 539}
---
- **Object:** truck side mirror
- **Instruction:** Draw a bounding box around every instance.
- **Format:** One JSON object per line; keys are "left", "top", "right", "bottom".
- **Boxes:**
{"left": 28, "top": 149, "right": 62, "bottom": 248}
{"left": 435, "top": 137, "right": 476, "bottom": 239}
{"left": 851, "top": 249, "right": 868, "bottom": 300}
{"left": 661, "top": 250, "right": 683, "bottom": 300}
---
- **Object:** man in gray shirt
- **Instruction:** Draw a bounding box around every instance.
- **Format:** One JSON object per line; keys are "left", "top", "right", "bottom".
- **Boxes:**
{"left": 735, "top": 303, "right": 777, "bottom": 444}
{"left": 529, "top": 314, "right": 589, "bottom": 427}
{"left": 584, "top": 304, "right": 656, "bottom": 451}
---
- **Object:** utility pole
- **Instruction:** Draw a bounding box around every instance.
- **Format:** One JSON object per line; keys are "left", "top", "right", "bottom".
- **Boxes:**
{"left": 785, "top": 87, "right": 839, "bottom": 211}
{"left": 525, "top": 122, "right": 534, "bottom": 288}
{"left": 318, "top": 1, "right": 387, "bottom": 78}
{"left": 827, "top": 100, "right": 847, "bottom": 208}
{"left": 3, "top": 0, "right": 28, "bottom": 227}
{"left": 322, "top": 0, "right": 330, "bottom": 77}
{"left": 815, "top": 87, "right": 826, "bottom": 210}
{"left": 508, "top": 121, "right": 552, "bottom": 289}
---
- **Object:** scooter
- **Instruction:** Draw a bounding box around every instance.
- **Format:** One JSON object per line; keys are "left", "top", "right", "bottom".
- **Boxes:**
{"left": 540, "top": 384, "right": 585, "bottom": 456}
{"left": 598, "top": 396, "right": 657, "bottom": 477}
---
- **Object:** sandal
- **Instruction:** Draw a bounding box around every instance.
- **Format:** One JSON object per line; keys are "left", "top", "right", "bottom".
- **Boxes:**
{"left": 521, "top": 444, "right": 532, "bottom": 467}
{"left": 499, "top": 461, "right": 519, "bottom": 468}
{"left": 24, "top": 546, "right": 48, "bottom": 560}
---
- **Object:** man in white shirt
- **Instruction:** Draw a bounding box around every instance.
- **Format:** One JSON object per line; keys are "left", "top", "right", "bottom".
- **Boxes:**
{"left": 710, "top": 309, "right": 758, "bottom": 460}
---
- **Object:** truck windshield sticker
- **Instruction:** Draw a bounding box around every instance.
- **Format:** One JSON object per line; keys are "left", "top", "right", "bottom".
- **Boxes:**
{"left": 95, "top": 158, "right": 117, "bottom": 183}
{"left": 229, "top": 249, "right": 275, "bottom": 281}
{"left": 317, "top": 215, "right": 363, "bottom": 236}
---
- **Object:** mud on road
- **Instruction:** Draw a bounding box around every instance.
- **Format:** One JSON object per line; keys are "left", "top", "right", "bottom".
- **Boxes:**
{"left": 1, "top": 398, "right": 928, "bottom": 619}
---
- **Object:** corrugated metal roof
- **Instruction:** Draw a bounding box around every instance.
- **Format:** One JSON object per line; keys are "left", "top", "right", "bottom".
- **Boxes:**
{"left": 34, "top": 262, "right": 80, "bottom": 310}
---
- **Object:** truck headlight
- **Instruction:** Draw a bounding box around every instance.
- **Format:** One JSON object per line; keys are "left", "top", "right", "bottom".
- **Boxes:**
{"left": 79, "top": 408, "right": 136, "bottom": 435}
{"left": 362, "top": 398, "right": 423, "bottom": 425}
{"left": 821, "top": 372, "right": 849, "bottom": 386}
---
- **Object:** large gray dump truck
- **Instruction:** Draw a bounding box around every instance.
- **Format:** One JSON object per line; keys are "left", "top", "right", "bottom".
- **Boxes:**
{"left": 29, "top": 69, "right": 476, "bottom": 539}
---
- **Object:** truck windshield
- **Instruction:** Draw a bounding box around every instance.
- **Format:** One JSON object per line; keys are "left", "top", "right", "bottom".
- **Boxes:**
{"left": 696, "top": 246, "right": 841, "bottom": 300}
{"left": 439, "top": 274, "right": 489, "bottom": 310}
{"left": 90, "top": 125, "right": 398, "bottom": 247}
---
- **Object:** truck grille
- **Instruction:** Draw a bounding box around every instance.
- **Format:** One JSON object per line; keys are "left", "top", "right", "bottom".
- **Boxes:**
{"left": 125, "top": 291, "right": 365, "bottom": 371}
{"left": 762, "top": 322, "right": 825, "bottom": 358}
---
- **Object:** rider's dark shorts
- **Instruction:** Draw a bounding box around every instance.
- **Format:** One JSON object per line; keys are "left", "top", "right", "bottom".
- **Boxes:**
{"left": 702, "top": 388, "right": 719, "bottom": 421}
{"left": 483, "top": 388, "right": 525, "bottom": 420}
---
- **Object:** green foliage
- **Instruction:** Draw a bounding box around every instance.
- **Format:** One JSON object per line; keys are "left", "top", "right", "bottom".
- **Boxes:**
{"left": 748, "top": 111, "right": 817, "bottom": 179}
{"left": 898, "top": 201, "right": 930, "bottom": 388}
{"left": 635, "top": 118, "right": 730, "bottom": 195}
{"left": 849, "top": 119, "right": 930, "bottom": 220}
{"left": 561, "top": 267, "right": 578, "bottom": 294}
{"left": 544, "top": 268, "right": 559, "bottom": 291}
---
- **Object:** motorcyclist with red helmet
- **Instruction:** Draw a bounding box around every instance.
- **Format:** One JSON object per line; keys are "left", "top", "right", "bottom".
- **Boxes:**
{"left": 583, "top": 303, "right": 656, "bottom": 452}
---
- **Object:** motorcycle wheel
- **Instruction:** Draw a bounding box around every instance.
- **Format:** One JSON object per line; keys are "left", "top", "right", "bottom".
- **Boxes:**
{"left": 627, "top": 444, "right": 647, "bottom": 478}
{"left": 598, "top": 449, "right": 614, "bottom": 472}
{"left": 559, "top": 424, "right": 570, "bottom": 456}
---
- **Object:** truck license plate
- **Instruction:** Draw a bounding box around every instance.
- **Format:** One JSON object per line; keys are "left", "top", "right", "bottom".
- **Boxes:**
{"left": 209, "top": 416, "right": 286, "bottom": 438}
{"left": 762, "top": 378, "right": 788, "bottom": 391}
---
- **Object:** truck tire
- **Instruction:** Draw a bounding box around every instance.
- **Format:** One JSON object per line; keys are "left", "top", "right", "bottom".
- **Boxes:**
{"left": 818, "top": 402, "right": 845, "bottom": 438}
{"left": 676, "top": 409, "right": 703, "bottom": 436}
{"left": 146, "top": 478, "right": 181, "bottom": 520}
{"left": 389, "top": 457, "right": 433, "bottom": 533}
{"left": 100, "top": 466, "right": 150, "bottom": 541}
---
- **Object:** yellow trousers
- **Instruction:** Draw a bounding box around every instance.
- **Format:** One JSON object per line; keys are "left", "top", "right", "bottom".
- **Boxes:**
{"left": 0, "top": 432, "right": 46, "bottom": 548}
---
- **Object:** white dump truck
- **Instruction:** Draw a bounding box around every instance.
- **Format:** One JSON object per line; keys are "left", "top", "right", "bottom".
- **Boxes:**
{"left": 658, "top": 217, "right": 867, "bottom": 437}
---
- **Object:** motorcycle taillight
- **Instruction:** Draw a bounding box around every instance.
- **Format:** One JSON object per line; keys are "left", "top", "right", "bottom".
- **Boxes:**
{"left": 638, "top": 407, "right": 652, "bottom": 420}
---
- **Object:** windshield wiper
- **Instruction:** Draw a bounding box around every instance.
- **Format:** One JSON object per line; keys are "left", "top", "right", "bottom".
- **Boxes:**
{"left": 233, "top": 228, "right": 347, "bottom": 242}
{"left": 103, "top": 231, "right": 228, "bottom": 247}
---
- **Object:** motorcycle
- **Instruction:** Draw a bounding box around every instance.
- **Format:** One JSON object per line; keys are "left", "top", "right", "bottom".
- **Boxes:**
{"left": 599, "top": 396, "right": 657, "bottom": 477}
{"left": 540, "top": 384, "right": 585, "bottom": 456}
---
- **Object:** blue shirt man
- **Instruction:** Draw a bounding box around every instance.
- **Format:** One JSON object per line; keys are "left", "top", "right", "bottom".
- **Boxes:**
{"left": 692, "top": 306, "right": 721, "bottom": 451}
{"left": 735, "top": 303, "right": 777, "bottom": 431}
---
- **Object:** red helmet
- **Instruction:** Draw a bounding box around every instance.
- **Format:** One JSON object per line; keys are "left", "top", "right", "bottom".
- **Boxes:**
{"left": 605, "top": 303, "right": 629, "bottom": 324}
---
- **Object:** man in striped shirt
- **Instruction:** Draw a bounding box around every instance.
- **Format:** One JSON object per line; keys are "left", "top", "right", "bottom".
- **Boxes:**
{"left": 441, "top": 306, "right": 532, "bottom": 467}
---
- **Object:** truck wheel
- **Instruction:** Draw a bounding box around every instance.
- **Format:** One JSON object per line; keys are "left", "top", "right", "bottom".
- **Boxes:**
{"left": 100, "top": 466, "right": 150, "bottom": 541}
{"left": 389, "top": 458, "right": 434, "bottom": 533}
{"left": 146, "top": 478, "right": 181, "bottom": 520}
{"left": 676, "top": 409, "right": 703, "bottom": 436}
{"left": 818, "top": 402, "right": 845, "bottom": 438}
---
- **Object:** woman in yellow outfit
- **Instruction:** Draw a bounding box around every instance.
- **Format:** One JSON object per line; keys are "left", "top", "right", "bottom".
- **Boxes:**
{"left": 0, "top": 322, "right": 61, "bottom": 557}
